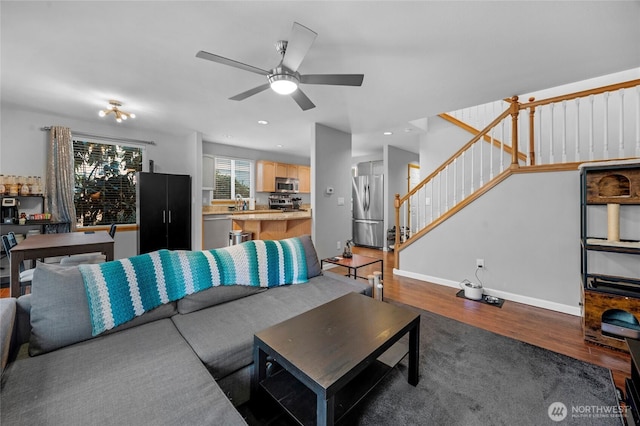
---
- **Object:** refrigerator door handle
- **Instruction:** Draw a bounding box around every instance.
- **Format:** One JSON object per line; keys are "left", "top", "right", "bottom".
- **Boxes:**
{"left": 364, "top": 184, "right": 369, "bottom": 211}
{"left": 162, "top": 210, "right": 166, "bottom": 224}
{"left": 354, "top": 219, "right": 379, "bottom": 224}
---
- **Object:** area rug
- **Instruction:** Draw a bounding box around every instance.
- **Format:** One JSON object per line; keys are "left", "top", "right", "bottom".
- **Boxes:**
{"left": 242, "top": 304, "right": 623, "bottom": 426}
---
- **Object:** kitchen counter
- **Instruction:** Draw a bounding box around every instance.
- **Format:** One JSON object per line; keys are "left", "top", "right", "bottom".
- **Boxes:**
{"left": 230, "top": 210, "right": 311, "bottom": 221}
{"left": 231, "top": 210, "right": 312, "bottom": 240}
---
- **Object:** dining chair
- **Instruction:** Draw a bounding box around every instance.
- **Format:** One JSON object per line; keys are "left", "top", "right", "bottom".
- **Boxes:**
{"left": 2, "top": 234, "right": 34, "bottom": 295}
{"left": 109, "top": 224, "right": 117, "bottom": 238}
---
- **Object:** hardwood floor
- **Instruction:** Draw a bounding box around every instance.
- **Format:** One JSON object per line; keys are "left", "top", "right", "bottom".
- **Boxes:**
{"left": 1, "top": 246, "right": 631, "bottom": 393}
{"left": 332, "top": 246, "right": 631, "bottom": 394}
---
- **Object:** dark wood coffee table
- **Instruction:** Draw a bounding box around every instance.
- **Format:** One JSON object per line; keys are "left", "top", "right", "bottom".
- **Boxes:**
{"left": 252, "top": 292, "right": 420, "bottom": 426}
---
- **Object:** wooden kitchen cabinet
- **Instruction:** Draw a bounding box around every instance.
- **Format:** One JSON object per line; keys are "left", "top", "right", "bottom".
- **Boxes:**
{"left": 275, "top": 163, "right": 288, "bottom": 178}
{"left": 298, "top": 165, "right": 310, "bottom": 193}
{"left": 256, "top": 160, "right": 276, "bottom": 192}
{"left": 287, "top": 164, "right": 298, "bottom": 179}
{"left": 257, "top": 160, "right": 310, "bottom": 193}
{"left": 275, "top": 162, "right": 298, "bottom": 179}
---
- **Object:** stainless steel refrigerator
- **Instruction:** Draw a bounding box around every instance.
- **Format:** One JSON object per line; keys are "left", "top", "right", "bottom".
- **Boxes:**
{"left": 352, "top": 175, "right": 384, "bottom": 248}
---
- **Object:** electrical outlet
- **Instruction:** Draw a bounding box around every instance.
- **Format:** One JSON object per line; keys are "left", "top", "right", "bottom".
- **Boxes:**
{"left": 476, "top": 259, "right": 485, "bottom": 269}
{"left": 337, "top": 241, "right": 341, "bottom": 250}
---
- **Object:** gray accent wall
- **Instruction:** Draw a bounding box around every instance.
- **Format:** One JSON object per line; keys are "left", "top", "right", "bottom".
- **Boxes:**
{"left": 384, "top": 145, "right": 419, "bottom": 249}
{"left": 398, "top": 171, "right": 584, "bottom": 310}
{"left": 311, "top": 123, "right": 352, "bottom": 260}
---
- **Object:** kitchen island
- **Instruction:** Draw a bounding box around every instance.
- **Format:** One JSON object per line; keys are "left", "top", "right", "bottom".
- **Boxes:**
{"left": 230, "top": 210, "right": 311, "bottom": 241}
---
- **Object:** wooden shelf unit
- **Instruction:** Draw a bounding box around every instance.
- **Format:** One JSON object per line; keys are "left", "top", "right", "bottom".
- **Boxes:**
{"left": 580, "top": 162, "right": 640, "bottom": 352}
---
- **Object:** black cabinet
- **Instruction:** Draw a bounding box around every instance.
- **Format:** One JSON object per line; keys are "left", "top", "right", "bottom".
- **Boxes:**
{"left": 137, "top": 172, "right": 191, "bottom": 254}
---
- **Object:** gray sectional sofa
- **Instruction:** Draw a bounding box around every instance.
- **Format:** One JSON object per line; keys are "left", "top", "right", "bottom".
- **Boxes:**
{"left": 0, "top": 236, "right": 370, "bottom": 425}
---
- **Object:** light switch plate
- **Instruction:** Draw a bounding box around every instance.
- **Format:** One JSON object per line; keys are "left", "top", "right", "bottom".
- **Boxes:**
{"left": 337, "top": 197, "right": 345, "bottom": 206}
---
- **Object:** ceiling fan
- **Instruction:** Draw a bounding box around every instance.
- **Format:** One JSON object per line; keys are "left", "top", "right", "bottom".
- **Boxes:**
{"left": 196, "top": 22, "right": 364, "bottom": 111}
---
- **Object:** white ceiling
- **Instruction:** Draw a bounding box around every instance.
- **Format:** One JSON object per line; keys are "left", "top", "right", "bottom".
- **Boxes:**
{"left": 2, "top": 1, "right": 639, "bottom": 158}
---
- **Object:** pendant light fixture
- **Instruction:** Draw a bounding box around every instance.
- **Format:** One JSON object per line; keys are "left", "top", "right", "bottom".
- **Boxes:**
{"left": 98, "top": 100, "right": 136, "bottom": 123}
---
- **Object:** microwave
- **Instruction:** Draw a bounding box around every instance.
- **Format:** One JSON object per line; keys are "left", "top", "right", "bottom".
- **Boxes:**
{"left": 275, "top": 177, "right": 299, "bottom": 193}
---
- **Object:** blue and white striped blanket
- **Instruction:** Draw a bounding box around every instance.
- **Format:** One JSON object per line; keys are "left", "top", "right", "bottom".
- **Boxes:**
{"left": 79, "top": 238, "right": 308, "bottom": 336}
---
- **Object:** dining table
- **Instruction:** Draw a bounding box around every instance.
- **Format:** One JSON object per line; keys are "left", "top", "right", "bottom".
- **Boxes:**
{"left": 9, "top": 231, "right": 114, "bottom": 297}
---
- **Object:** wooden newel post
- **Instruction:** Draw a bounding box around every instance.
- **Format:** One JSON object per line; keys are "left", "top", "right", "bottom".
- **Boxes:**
{"left": 509, "top": 96, "right": 520, "bottom": 168}
{"left": 528, "top": 97, "right": 536, "bottom": 166}
{"left": 394, "top": 194, "right": 401, "bottom": 249}
{"left": 394, "top": 193, "right": 401, "bottom": 269}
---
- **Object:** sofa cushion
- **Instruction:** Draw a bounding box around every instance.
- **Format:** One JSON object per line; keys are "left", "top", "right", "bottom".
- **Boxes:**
{"left": 171, "top": 271, "right": 370, "bottom": 379}
{"left": 177, "top": 285, "right": 267, "bottom": 314}
{"left": 299, "top": 234, "right": 322, "bottom": 278}
{"left": 0, "top": 298, "right": 16, "bottom": 371}
{"left": 1, "top": 319, "right": 246, "bottom": 426}
{"left": 29, "top": 262, "right": 177, "bottom": 356}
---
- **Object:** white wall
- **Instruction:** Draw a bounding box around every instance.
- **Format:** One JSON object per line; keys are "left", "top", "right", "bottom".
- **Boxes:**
{"left": 419, "top": 116, "right": 471, "bottom": 179}
{"left": 398, "top": 171, "right": 585, "bottom": 314}
{"left": 311, "top": 123, "right": 352, "bottom": 259}
{"left": 1, "top": 105, "right": 200, "bottom": 253}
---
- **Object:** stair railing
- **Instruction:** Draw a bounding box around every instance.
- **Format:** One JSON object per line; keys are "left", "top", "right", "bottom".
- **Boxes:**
{"left": 394, "top": 79, "right": 640, "bottom": 260}
{"left": 394, "top": 100, "right": 519, "bottom": 251}
{"left": 520, "top": 79, "right": 640, "bottom": 165}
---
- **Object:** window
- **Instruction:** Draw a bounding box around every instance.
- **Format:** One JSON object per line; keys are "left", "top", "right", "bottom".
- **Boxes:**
{"left": 213, "top": 157, "right": 253, "bottom": 200}
{"left": 73, "top": 139, "right": 143, "bottom": 226}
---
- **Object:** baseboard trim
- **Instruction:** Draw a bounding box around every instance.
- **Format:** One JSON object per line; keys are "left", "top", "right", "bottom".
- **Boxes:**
{"left": 393, "top": 268, "right": 581, "bottom": 317}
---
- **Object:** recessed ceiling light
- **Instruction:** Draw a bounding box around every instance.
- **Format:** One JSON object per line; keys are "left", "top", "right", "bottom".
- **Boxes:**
{"left": 383, "top": 131, "right": 393, "bottom": 136}
{"left": 258, "top": 120, "right": 269, "bottom": 125}
{"left": 224, "top": 134, "right": 233, "bottom": 139}
{"left": 276, "top": 144, "right": 283, "bottom": 148}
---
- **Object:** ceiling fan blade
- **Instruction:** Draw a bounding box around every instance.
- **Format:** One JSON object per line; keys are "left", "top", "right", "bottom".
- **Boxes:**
{"left": 281, "top": 22, "right": 317, "bottom": 72}
{"left": 290, "top": 88, "right": 315, "bottom": 111}
{"left": 229, "top": 83, "right": 271, "bottom": 101}
{"left": 196, "top": 50, "right": 269, "bottom": 76}
{"left": 300, "top": 74, "right": 364, "bottom": 86}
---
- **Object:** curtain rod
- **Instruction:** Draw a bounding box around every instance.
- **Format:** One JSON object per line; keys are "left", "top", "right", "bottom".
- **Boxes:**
{"left": 40, "top": 127, "right": 155, "bottom": 146}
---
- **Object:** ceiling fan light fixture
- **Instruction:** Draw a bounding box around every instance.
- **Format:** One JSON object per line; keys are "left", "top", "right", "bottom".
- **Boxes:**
{"left": 269, "top": 73, "right": 298, "bottom": 95}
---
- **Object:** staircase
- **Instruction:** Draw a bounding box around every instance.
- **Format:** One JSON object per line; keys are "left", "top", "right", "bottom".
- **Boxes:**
{"left": 393, "top": 79, "right": 640, "bottom": 266}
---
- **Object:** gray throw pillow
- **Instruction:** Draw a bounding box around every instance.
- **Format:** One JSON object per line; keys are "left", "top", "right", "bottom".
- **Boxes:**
{"left": 298, "top": 234, "right": 322, "bottom": 278}
{"left": 29, "top": 262, "right": 177, "bottom": 356}
{"left": 29, "top": 262, "right": 93, "bottom": 356}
